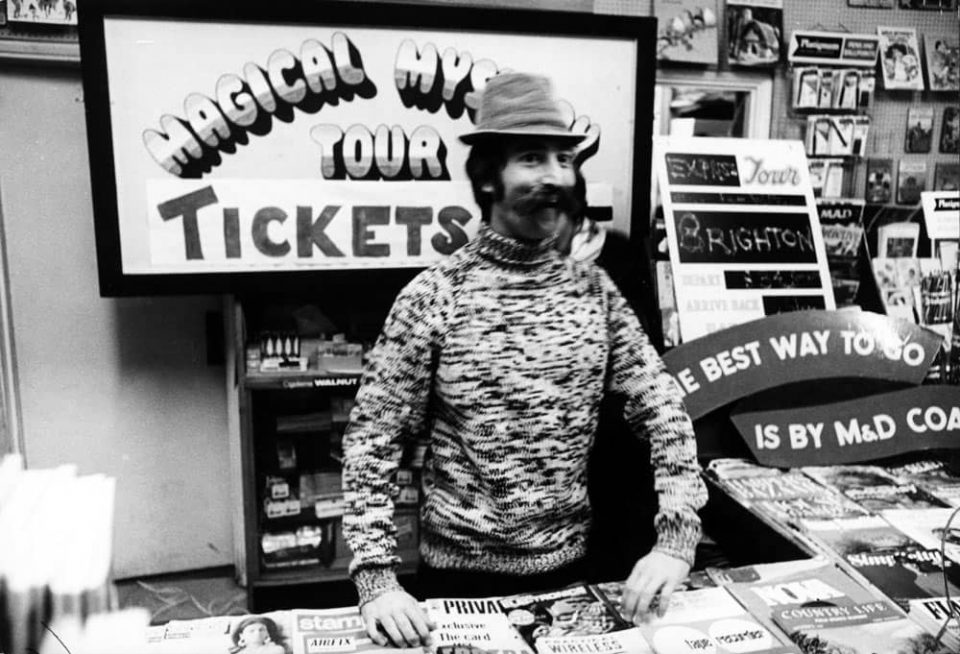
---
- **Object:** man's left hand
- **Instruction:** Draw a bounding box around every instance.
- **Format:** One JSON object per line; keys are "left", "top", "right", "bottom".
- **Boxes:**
{"left": 620, "top": 550, "right": 690, "bottom": 623}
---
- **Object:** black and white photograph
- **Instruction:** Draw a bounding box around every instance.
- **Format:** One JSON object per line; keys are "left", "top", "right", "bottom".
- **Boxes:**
{"left": 725, "top": 0, "right": 783, "bottom": 67}
{"left": 904, "top": 106, "right": 934, "bottom": 153}
{"left": 3, "top": 0, "right": 960, "bottom": 652}
{"left": 941, "top": 106, "right": 960, "bottom": 153}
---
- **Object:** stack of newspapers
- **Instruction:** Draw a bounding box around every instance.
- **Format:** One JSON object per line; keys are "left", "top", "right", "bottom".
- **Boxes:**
{"left": 0, "top": 453, "right": 119, "bottom": 653}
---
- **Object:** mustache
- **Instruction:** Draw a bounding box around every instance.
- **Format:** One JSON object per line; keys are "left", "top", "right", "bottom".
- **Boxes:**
{"left": 512, "top": 184, "right": 580, "bottom": 216}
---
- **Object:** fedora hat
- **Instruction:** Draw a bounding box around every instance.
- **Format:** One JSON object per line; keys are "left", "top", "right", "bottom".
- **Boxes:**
{"left": 459, "top": 72, "right": 585, "bottom": 145}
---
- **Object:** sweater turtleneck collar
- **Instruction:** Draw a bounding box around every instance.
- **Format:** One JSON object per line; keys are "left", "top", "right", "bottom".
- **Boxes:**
{"left": 474, "top": 223, "right": 558, "bottom": 267}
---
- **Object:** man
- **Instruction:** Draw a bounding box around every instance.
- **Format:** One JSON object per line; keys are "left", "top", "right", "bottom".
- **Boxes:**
{"left": 341, "top": 72, "right": 707, "bottom": 648}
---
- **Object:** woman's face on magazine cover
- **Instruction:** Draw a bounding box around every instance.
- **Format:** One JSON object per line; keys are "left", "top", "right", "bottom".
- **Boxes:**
{"left": 240, "top": 621, "right": 269, "bottom": 645}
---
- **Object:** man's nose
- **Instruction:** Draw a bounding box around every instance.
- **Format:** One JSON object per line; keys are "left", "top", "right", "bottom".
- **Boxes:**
{"left": 538, "top": 155, "right": 565, "bottom": 184}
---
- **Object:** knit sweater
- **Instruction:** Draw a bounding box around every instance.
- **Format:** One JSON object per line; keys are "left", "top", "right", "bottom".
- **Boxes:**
{"left": 341, "top": 224, "right": 707, "bottom": 606}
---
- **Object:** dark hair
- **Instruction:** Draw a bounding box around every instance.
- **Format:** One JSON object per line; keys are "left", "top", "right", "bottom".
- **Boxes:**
{"left": 885, "top": 43, "right": 908, "bottom": 59}
{"left": 232, "top": 615, "right": 282, "bottom": 646}
{"left": 465, "top": 139, "right": 585, "bottom": 223}
{"left": 465, "top": 140, "right": 508, "bottom": 222}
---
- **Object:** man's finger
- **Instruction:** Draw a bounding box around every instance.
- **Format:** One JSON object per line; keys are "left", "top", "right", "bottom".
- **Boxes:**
{"left": 657, "top": 581, "right": 677, "bottom": 618}
{"left": 393, "top": 611, "right": 422, "bottom": 647}
{"left": 404, "top": 605, "right": 434, "bottom": 645}
{"left": 362, "top": 613, "right": 387, "bottom": 647}
{"left": 378, "top": 614, "right": 405, "bottom": 648}
{"left": 632, "top": 577, "right": 666, "bottom": 621}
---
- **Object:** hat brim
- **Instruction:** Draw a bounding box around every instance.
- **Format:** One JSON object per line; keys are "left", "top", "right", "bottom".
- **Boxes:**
{"left": 459, "top": 129, "right": 587, "bottom": 145}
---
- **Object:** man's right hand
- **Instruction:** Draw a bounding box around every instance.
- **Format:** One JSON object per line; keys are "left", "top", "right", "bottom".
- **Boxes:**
{"left": 360, "top": 589, "right": 435, "bottom": 648}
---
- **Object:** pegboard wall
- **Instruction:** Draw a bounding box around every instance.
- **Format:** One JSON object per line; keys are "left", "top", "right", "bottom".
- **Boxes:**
{"left": 773, "top": 2, "right": 959, "bottom": 207}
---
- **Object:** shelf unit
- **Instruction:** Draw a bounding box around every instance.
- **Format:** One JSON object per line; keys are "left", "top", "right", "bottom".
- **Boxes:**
{"left": 225, "top": 287, "right": 420, "bottom": 610}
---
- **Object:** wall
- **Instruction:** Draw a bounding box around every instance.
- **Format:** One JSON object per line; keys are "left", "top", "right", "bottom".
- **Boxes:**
{"left": 0, "top": 67, "right": 232, "bottom": 578}
{"left": 772, "top": 2, "right": 959, "bottom": 206}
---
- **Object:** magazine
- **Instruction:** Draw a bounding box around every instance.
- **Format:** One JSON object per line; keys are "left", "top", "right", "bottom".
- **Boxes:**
{"left": 720, "top": 471, "right": 828, "bottom": 502}
{"left": 801, "top": 515, "right": 918, "bottom": 555}
{"left": 924, "top": 35, "right": 959, "bottom": 91}
{"left": 424, "top": 598, "right": 534, "bottom": 654}
{"left": 725, "top": 0, "right": 783, "bottom": 68}
{"left": 801, "top": 465, "right": 947, "bottom": 511}
{"left": 866, "top": 158, "right": 894, "bottom": 203}
{"left": 898, "top": 160, "right": 928, "bottom": 205}
{"left": 724, "top": 559, "right": 883, "bottom": 643}
{"left": 887, "top": 459, "right": 960, "bottom": 507}
{"left": 841, "top": 544, "right": 960, "bottom": 609}
{"left": 877, "top": 26, "right": 925, "bottom": 90}
{"left": 498, "top": 585, "right": 649, "bottom": 654}
{"left": 772, "top": 599, "right": 950, "bottom": 654}
{"left": 634, "top": 587, "right": 797, "bottom": 653}
{"left": 933, "top": 162, "right": 960, "bottom": 191}
{"left": 881, "top": 508, "right": 960, "bottom": 563}
{"left": 289, "top": 608, "right": 423, "bottom": 654}
{"left": 905, "top": 107, "right": 934, "bottom": 153}
{"left": 941, "top": 106, "right": 959, "bottom": 154}
{"left": 753, "top": 494, "right": 870, "bottom": 523}
{"left": 146, "top": 611, "right": 296, "bottom": 653}
{"left": 908, "top": 597, "right": 960, "bottom": 650}
{"left": 653, "top": 0, "right": 720, "bottom": 64}
{"left": 591, "top": 573, "right": 716, "bottom": 621}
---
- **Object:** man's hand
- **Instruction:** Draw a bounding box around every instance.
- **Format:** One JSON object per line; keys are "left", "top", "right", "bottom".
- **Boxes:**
{"left": 360, "top": 589, "right": 435, "bottom": 648}
{"left": 620, "top": 551, "right": 691, "bottom": 623}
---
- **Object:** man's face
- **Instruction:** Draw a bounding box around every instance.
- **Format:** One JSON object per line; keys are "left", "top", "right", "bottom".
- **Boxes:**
{"left": 487, "top": 137, "right": 577, "bottom": 242}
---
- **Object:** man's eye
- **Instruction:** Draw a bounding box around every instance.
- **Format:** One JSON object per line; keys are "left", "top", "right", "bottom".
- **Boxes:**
{"left": 518, "top": 152, "right": 543, "bottom": 164}
{"left": 557, "top": 153, "right": 574, "bottom": 167}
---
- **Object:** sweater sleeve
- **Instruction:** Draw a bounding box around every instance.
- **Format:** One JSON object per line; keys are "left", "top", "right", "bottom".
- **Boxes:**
{"left": 599, "top": 270, "right": 707, "bottom": 566}
{"left": 341, "top": 269, "right": 449, "bottom": 606}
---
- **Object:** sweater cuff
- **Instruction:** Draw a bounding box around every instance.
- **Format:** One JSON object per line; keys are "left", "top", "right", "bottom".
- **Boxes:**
{"left": 353, "top": 566, "right": 404, "bottom": 607}
{"left": 653, "top": 517, "right": 702, "bottom": 567}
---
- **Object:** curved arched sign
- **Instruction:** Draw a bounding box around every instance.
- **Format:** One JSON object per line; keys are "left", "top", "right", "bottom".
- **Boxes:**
{"left": 730, "top": 386, "right": 960, "bottom": 467}
{"left": 661, "top": 310, "right": 942, "bottom": 420}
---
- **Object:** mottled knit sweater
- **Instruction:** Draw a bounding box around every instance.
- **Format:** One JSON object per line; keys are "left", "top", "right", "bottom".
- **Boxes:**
{"left": 342, "top": 224, "right": 707, "bottom": 606}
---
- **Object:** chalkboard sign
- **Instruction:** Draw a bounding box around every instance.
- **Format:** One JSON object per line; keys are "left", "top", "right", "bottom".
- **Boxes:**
{"left": 654, "top": 137, "right": 835, "bottom": 342}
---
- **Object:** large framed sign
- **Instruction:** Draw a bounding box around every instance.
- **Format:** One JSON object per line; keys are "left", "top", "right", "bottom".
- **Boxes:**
{"left": 78, "top": 0, "right": 655, "bottom": 296}
{"left": 653, "top": 136, "right": 836, "bottom": 342}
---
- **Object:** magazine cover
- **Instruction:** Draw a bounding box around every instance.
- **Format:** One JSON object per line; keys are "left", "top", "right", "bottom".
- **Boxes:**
{"left": 772, "top": 599, "right": 950, "bottom": 654}
{"left": 801, "top": 515, "right": 916, "bottom": 554}
{"left": 147, "top": 612, "right": 295, "bottom": 653}
{"left": 881, "top": 508, "right": 960, "bottom": 562}
{"left": 842, "top": 545, "right": 960, "bottom": 609}
{"left": 908, "top": 597, "right": 960, "bottom": 650}
{"left": 905, "top": 107, "right": 934, "bottom": 153}
{"left": 705, "top": 557, "right": 832, "bottom": 586}
{"left": 498, "top": 585, "right": 648, "bottom": 654}
{"left": 887, "top": 459, "right": 960, "bottom": 507}
{"left": 635, "top": 587, "right": 798, "bottom": 654}
{"left": 849, "top": 0, "right": 894, "bottom": 5}
{"left": 897, "top": 160, "right": 928, "bottom": 204}
{"left": 941, "top": 106, "right": 959, "bottom": 154}
{"left": 866, "top": 158, "right": 894, "bottom": 203}
{"left": 933, "top": 162, "right": 960, "bottom": 191}
{"left": 720, "top": 471, "right": 829, "bottom": 502}
{"left": 753, "top": 494, "right": 870, "bottom": 523}
{"left": 289, "top": 608, "right": 423, "bottom": 654}
{"left": 725, "top": 559, "right": 882, "bottom": 643}
{"left": 877, "top": 26, "right": 925, "bottom": 90}
{"left": 924, "top": 36, "right": 960, "bottom": 91}
{"left": 653, "top": 0, "right": 719, "bottom": 64}
{"left": 801, "top": 465, "right": 947, "bottom": 511}
{"left": 872, "top": 257, "right": 917, "bottom": 321}
{"left": 425, "top": 598, "right": 534, "bottom": 654}
{"left": 725, "top": 0, "right": 783, "bottom": 67}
